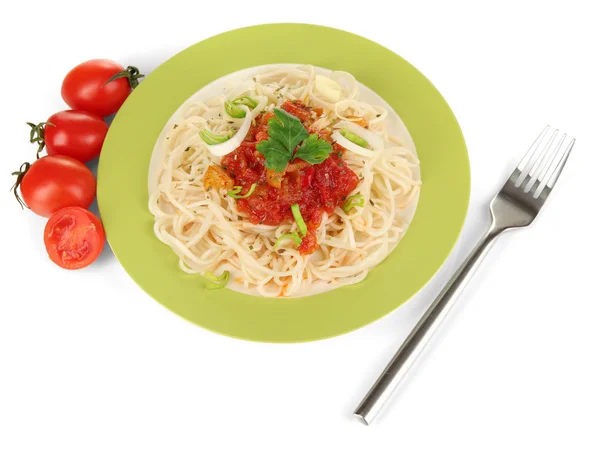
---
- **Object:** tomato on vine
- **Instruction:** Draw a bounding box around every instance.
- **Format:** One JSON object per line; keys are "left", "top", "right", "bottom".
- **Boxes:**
{"left": 11, "top": 155, "right": 96, "bottom": 217}
{"left": 61, "top": 59, "right": 144, "bottom": 117}
{"left": 27, "top": 110, "right": 108, "bottom": 163}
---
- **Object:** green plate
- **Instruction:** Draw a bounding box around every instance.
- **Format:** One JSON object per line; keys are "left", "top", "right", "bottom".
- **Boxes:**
{"left": 97, "top": 24, "right": 470, "bottom": 343}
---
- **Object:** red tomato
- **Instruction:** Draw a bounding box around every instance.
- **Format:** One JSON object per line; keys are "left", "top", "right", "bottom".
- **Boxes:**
{"left": 61, "top": 59, "right": 143, "bottom": 117}
{"left": 41, "top": 110, "right": 108, "bottom": 162}
{"left": 16, "top": 155, "right": 96, "bottom": 217}
{"left": 44, "top": 207, "right": 105, "bottom": 270}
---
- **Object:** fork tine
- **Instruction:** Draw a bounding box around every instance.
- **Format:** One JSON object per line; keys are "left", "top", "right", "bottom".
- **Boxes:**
{"left": 527, "top": 132, "right": 565, "bottom": 193}
{"left": 546, "top": 138, "right": 575, "bottom": 189}
{"left": 515, "top": 126, "right": 550, "bottom": 186}
{"left": 524, "top": 130, "right": 560, "bottom": 192}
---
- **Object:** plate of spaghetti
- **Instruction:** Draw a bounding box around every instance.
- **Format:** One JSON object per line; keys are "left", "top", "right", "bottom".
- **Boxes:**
{"left": 98, "top": 24, "right": 470, "bottom": 342}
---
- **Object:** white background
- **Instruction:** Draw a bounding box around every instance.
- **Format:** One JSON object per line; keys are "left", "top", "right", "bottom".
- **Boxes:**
{"left": 1, "top": 1, "right": 598, "bottom": 451}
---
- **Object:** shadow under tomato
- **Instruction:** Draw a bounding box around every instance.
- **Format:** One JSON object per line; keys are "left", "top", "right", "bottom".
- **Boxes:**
{"left": 86, "top": 156, "right": 115, "bottom": 266}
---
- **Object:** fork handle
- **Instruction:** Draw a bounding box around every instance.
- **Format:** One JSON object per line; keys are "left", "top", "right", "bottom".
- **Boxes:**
{"left": 354, "top": 226, "right": 503, "bottom": 425}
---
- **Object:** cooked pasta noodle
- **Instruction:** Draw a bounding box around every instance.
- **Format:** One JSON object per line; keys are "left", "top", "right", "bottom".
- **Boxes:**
{"left": 149, "top": 65, "right": 421, "bottom": 297}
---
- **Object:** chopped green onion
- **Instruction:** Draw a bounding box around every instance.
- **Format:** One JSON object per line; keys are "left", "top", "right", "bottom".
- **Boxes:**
{"left": 232, "top": 96, "right": 258, "bottom": 109}
{"left": 291, "top": 204, "right": 307, "bottom": 237}
{"left": 343, "top": 193, "right": 364, "bottom": 213}
{"left": 225, "top": 101, "right": 247, "bottom": 118}
{"left": 340, "top": 129, "right": 369, "bottom": 148}
{"left": 228, "top": 183, "right": 257, "bottom": 199}
{"left": 199, "top": 129, "right": 232, "bottom": 145}
{"left": 204, "top": 270, "right": 230, "bottom": 289}
{"left": 273, "top": 232, "right": 302, "bottom": 249}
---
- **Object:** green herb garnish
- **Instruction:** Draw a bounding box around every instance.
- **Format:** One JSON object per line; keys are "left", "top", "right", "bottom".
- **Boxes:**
{"left": 204, "top": 271, "right": 230, "bottom": 289}
{"left": 291, "top": 204, "right": 307, "bottom": 237}
{"left": 256, "top": 108, "right": 331, "bottom": 172}
{"left": 228, "top": 183, "right": 257, "bottom": 199}
{"left": 200, "top": 129, "right": 233, "bottom": 145}
{"left": 225, "top": 101, "right": 246, "bottom": 118}
{"left": 295, "top": 134, "right": 332, "bottom": 164}
{"left": 343, "top": 193, "right": 364, "bottom": 213}
{"left": 232, "top": 96, "right": 258, "bottom": 109}
{"left": 340, "top": 129, "right": 369, "bottom": 148}
{"left": 273, "top": 232, "right": 302, "bottom": 249}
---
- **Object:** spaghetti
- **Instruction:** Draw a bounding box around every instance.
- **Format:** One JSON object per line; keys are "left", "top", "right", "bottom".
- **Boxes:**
{"left": 149, "top": 65, "right": 421, "bottom": 297}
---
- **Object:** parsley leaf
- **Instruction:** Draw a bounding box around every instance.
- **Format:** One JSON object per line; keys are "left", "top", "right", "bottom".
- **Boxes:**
{"left": 256, "top": 138, "right": 291, "bottom": 172}
{"left": 269, "top": 109, "right": 309, "bottom": 152}
{"left": 295, "top": 134, "right": 332, "bottom": 164}
{"left": 256, "top": 108, "right": 331, "bottom": 171}
{"left": 256, "top": 108, "right": 309, "bottom": 171}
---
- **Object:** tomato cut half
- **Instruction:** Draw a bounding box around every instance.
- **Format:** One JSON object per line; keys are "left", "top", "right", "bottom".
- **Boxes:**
{"left": 44, "top": 207, "right": 106, "bottom": 270}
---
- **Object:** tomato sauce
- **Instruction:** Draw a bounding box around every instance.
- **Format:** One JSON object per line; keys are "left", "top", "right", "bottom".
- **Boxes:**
{"left": 221, "top": 101, "right": 359, "bottom": 254}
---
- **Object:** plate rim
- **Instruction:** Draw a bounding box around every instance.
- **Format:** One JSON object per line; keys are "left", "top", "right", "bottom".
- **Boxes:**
{"left": 97, "top": 23, "right": 471, "bottom": 343}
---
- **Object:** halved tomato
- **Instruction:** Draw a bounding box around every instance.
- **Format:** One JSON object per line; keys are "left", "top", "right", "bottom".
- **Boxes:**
{"left": 44, "top": 207, "right": 105, "bottom": 270}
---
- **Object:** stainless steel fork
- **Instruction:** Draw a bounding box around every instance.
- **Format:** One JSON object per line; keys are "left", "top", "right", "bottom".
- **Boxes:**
{"left": 354, "top": 126, "right": 576, "bottom": 425}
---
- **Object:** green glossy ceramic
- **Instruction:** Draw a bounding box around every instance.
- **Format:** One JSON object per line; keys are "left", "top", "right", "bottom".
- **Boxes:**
{"left": 97, "top": 24, "right": 470, "bottom": 342}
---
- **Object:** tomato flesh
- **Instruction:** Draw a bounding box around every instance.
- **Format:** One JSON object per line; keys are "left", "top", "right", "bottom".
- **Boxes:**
{"left": 221, "top": 101, "right": 359, "bottom": 254}
{"left": 45, "top": 110, "right": 108, "bottom": 162}
{"left": 44, "top": 207, "right": 105, "bottom": 270}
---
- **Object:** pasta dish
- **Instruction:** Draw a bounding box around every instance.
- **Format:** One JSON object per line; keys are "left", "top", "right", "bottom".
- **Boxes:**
{"left": 149, "top": 65, "right": 421, "bottom": 297}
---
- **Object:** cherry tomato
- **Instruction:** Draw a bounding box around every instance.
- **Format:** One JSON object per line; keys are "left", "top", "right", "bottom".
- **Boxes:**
{"left": 32, "top": 110, "right": 108, "bottom": 163}
{"left": 44, "top": 207, "right": 105, "bottom": 270}
{"left": 61, "top": 59, "right": 144, "bottom": 117}
{"left": 13, "top": 155, "right": 96, "bottom": 217}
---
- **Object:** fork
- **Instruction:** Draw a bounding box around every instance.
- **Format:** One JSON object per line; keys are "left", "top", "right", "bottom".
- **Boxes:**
{"left": 354, "top": 126, "right": 576, "bottom": 425}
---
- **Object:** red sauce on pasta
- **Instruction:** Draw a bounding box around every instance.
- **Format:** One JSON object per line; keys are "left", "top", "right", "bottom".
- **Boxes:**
{"left": 220, "top": 101, "right": 359, "bottom": 254}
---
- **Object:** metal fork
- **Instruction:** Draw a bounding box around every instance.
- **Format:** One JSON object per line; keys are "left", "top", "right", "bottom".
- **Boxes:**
{"left": 354, "top": 126, "right": 576, "bottom": 425}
